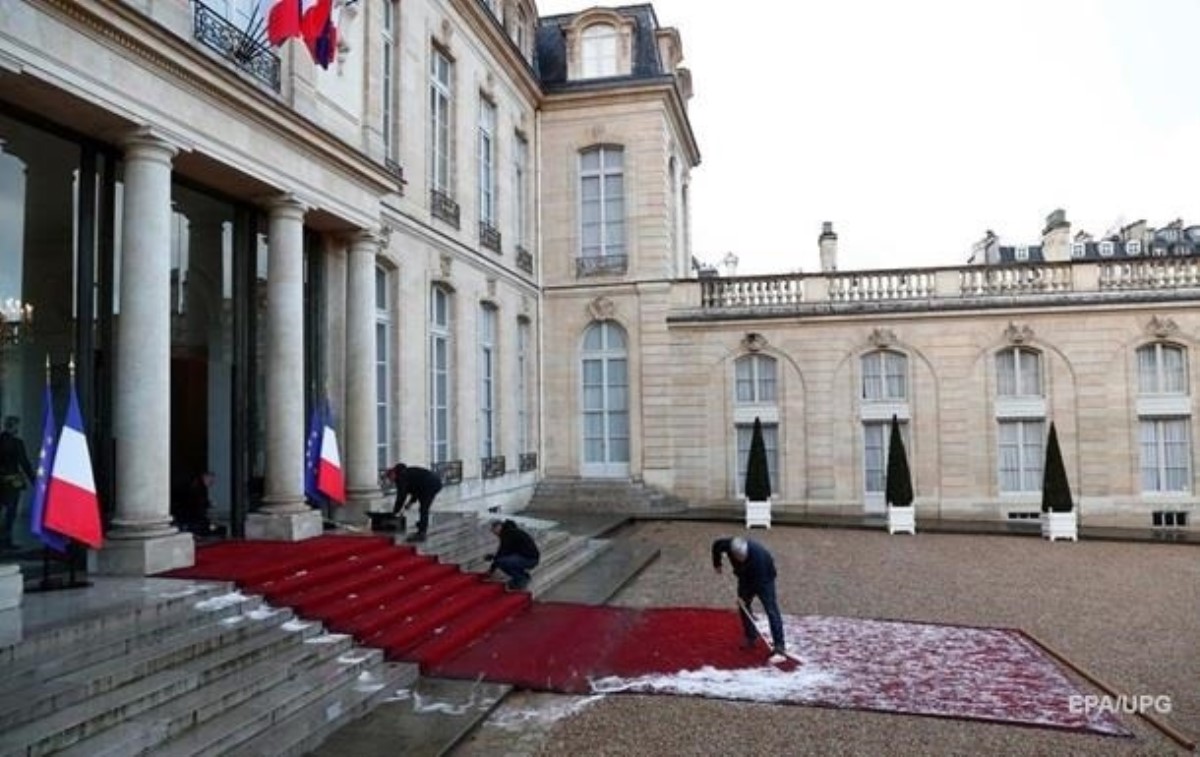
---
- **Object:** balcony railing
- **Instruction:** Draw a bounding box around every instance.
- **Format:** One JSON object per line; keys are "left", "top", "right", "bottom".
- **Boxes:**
{"left": 692, "top": 258, "right": 1200, "bottom": 313}
{"left": 431, "top": 189, "right": 460, "bottom": 229}
{"left": 192, "top": 1, "right": 280, "bottom": 91}
{"left": 516, "top": 246, "right": 534, "bottom": 274}
{"left": 431, "top": 459, "right": 462, "bottom": 485}
{"left": 518, "top": 452, "right": 538, "bottom": 472}
{"left": 577, "top": 254, "right": 628, "bottom": 278}
{"left": 479, "top": 222, "right": 502, "bottom": 253}
{"left": 481, "top": 455, "right": 506, "bottom": 479}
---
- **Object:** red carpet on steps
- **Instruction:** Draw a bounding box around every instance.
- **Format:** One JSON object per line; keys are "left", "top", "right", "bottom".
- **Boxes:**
{"left": 160, "top": 535, "right": 1130, "bottom": 738}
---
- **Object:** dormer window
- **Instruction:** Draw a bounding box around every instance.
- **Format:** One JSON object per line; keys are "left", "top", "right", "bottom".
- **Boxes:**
{"left": 1070, "top": 242, "right": 1086, "bottom": 258}
{"left": 1099, "top": 241, "right": 1115, "bottom": 257}
{"left": 1015, "top": 246, "right": 1029, "bottom": 261}
{"left": 1126, "top": 240, "right": 1142, "bottom": 256}
{"left": 581, "top": 24, "right": 619, "bottom": 78}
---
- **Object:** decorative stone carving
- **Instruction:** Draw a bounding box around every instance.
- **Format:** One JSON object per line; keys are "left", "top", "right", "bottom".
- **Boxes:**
{"left": 439, "top": 253, "right": 452, "bottom": 280}
{"left": 486, "top": 277, "right": 497, "bottom": 300}
{"left": 868, "top": 328, "right": 897, "bottom": 348}
{"left": 1145, "top": 315, "right": 1179, "bottom": 339}
{"left": 1004, "top": 322, "right": 1034, "bottom": 344}
{"left": 587, "top": 296, "right": 616, "bottom": 321}
{"left": 741, "top": 332, "right": 768, "bottom": 353}
{"left": 439, "top": 19, "right": 454, "bottom": 44}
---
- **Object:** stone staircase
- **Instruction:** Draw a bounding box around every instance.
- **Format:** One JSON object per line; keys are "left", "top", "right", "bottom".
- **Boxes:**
{"left": 0, "top": 509, "right": 658, "bottom": 757}
{"left": 0, "top": 582, "right": 415, "bottom": 757}
{"left": 529, "top": 478, "right": 689, "bottom": 515}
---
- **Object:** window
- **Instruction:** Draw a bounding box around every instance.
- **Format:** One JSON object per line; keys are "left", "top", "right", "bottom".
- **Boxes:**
{"left": 998, "top": 420, "right": 1044, "bottom": 493}
{"left": 429, "top": 47, "right": 453, "bottom": 195}
{"left": 581, "top": 23, "right": 619, "bottom": 78}
{"left": 478, "top": 98, "right": 496, "bottom": 227}
{"left": 1070, "top": 242, "right": 1086, "bottom": 258}
{"left": 382, "top": 1, "right": 398, "bottom": 159}
{"left": 735, "top": 354, "right": 777, "bottom": 404}
{"left": 1152, "top": 510, "right": 1189, "bottom": 528}
{"left": 517, "top": 317, "right": 531, "bottom": 453}
{"left": 1138, "top": 343, "right": 1187, "bottom": 395}
{"left": 1141, "top": 419, "right": 1190, "bottom": 492}
{"left": 514, "top": 7, "right": 529, "bottom": 59}
{"left": 579, "top": 146, "right": 625, "bottom": 260}
{"left": 478, "top": 303, "right": 497, "bottom": 458}
{"left": 581, "top": 321, "right": 630, "bottom": 475}
{"left": 429, "top": 285, "right": 453, "bottom": 464}
{"left": 996, "top": 347, "right": 1042, "bottom": 397}
{"left": 1015, "top": 246, "right": 1029, "bottom": 261}
{"left": 861, "top": 350, "right": 907, "bottom": 401}
{"left": 375, "top": 266, "right": 392, "bottom": 471}
{"left": 863, "top": 421, "right": 909, "bottom": 494}
{"left": 1126, "top": 240, "right": 1142, "bottom": 256}
{"left": 736, "top": 422, "right": 779, "bottom": 495}
{"left": 1099, "top": 241, "right": 1115, "bottom": 257}
{"left": 513, "top": 133, "right": 529, "bottom": 250}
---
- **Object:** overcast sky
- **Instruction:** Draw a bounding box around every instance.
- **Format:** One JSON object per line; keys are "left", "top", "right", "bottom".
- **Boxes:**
{"left": 535, "top": 0, "right": 1200, "bottom": 274}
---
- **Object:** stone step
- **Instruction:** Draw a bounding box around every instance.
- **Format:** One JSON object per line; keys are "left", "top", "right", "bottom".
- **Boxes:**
{"left": 150, "top": 637, "right": 396, "bottom": 757}
{"left": 223, "top": 661, "right": 418, "bottom": 757}
{"left": 53, "top": 622, "right": 353, "bottom": 757}
{"left": 0, "top": 603, "right": 305, "bottom": 755}
{"left": 529, "top": 538, "right": 613, "bottom": 597}
{"left": 0, "top": 581, "right": 236, "bottom": 674}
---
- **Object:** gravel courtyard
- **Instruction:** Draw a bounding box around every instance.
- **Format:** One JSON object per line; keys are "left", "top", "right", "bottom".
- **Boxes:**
{"left": 454, "top": 521, "right": 1199, "bottom": 756}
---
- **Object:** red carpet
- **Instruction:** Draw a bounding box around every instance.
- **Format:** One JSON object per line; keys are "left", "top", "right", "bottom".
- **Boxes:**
{"left": 162, "top": 536, "right": 1130, "bottom": 737}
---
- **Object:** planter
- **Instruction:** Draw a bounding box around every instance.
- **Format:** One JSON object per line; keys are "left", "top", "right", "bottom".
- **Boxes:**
{"left": 1041, "top": 510, "right": 1077, "bottom": 542}
{"left": 887, "top": 505, "right": 915, "bottom": 535}
{"left": 745, "top": 499, "right": 772, "bottom": 529}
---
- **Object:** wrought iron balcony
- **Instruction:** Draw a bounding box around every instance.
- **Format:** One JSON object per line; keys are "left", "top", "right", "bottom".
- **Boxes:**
{"left": 518, "top": 452, "right": 538, "bottom": 473}
{"left": 192, "top": 1, "right": 281, "bottom": 91}
{"left": 481, "top": 455, "right": 506, "bottom": 479}
{"left": 431, "top": 189, "right": 460, "bottom": 228}
{"left": 576, "top": 254, "right": 628, "bottom": 278}
{"left": 432, "top": 459, "right": 463, "bottom": 485}
{"left": 516, "top": 246, "right": 534, "bottom": 274}
{"left": 479, "top": 222, "right": 502, "bottom": 253}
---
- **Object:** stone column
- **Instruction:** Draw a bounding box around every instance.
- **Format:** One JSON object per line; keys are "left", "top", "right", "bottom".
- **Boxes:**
{"left": 96, "top": 129, "right": 194, "bottom": 576}
{"left": 342, "top": 230, "right": 382, "bottom": 522}
{"left": 245, "top": 196, "right": 323, "bottom": 541}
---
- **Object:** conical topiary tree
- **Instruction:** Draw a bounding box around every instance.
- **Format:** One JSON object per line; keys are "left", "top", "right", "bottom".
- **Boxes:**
{"left": 885, "top": 414, "right": 914, "bottom": 507}
{"left": 1041, "top": 421, "right": 1073, "bottom": 513}
{"left": 744, "top": 416, "right": 772, "bottom": 502}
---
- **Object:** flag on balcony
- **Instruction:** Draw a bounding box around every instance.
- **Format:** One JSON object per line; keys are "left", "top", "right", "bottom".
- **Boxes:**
{"left": 266, "top": 0, "right": 310, "bottom": 46}
{"left": 302, "top": 0, "right": 338, "bottom": 69}
{"left": 316, "top": 400, "right": 345, "bottom": 505}
{"left": 42, "top": 381, "right": 103, "bottom": 549}
{"left": 29, "top": 381, "right": 68, "bottom": 553}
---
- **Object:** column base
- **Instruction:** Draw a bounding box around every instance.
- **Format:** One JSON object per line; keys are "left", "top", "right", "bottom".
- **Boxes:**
{"left": 244, "top": 509, "right": 324, "bottom": 541}
{"left": 91, "top": 532, "right": 196, "bottom": 576}
{"left": 0, "top": 563, "right": 22, "bottom": 611}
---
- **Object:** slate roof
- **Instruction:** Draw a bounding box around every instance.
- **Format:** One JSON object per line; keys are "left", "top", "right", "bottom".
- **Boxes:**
{"left": 535, "top": 4, "right": 669, "bottom": 90}
{"left": 994, "top": 225, "right": 1200, "bottom": 264}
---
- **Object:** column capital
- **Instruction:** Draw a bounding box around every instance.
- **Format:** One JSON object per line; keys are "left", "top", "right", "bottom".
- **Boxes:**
{"left": 262, "top": 193, "right": 309, "bottom": 216}
{"left": 120, "top": 126, "right": 185, "bottom": 162}
{"left": 347, "top": 227, "right": 386, "bottom": 254}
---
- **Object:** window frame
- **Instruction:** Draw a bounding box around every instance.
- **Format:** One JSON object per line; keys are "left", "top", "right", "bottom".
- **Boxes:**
{"left": 477, "top": 97, "right": 497, "bottom": 227}
{"left": 578, "top": 145, "right": 625, "bottom": 260}
{"left": 429, "top": 46, "right": 454, "bottom": 196}
{"left": 429, "top": 285, "right": 454, "bottom": 464}
{"left": 478, "top": 302, "right": 498, "bottom": 459}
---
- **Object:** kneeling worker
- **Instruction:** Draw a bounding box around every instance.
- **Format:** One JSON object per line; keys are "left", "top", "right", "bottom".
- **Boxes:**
{"left": 485, "top": 518, "right": 540, "bottom": 591}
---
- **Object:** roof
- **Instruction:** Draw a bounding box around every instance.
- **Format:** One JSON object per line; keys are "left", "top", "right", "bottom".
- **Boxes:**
{"left": 535, "top": 4, "right": 668, "bottom": 90}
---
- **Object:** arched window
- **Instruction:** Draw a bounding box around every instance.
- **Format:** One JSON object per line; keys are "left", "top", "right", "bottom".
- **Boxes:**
{"left": 580, "top": 321, "right": 629, "bottom": 476}
{"left": 1136, "top": 343, "right": 1191, "bottom": 493}
{"left": 861, "top": 350, "right": 907, "bottom": 401}
{"left": 993, "top": 347, "right": 1044, "bottom": 493}
{"left": 581, "top": 23, "right": 619, "bottom": 78}
{"left": 1138, "top": 343, "right": 1187, "bottom": 395}
{"left": 429, "top": 285, "right": 454, "bottom": 463}
{"left": 735, "top": 354, "right": 777, "bottom": 404}
{"left": 996, "top": 347, "right": 1042, "bottom": 396}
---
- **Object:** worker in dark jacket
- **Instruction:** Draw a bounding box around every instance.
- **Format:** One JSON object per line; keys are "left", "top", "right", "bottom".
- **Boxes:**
{"left": 712, "top": 536, "right": 786, "bottom": 657}
{"left": 386, "top": 463, "right": 443, "bottom": 543}
{"left": 485, "top": 518, "right": 540, "bottom": 591}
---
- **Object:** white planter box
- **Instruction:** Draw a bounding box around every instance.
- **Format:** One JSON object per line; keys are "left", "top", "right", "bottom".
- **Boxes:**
{"left": 887, "top": 505, "right": 915, "bottom": 535}
{"left": 745, "top": 499, "right": 771, "bottom": 529}
{"left": 1041, "top": 510, "right": 1078, "bottom": 542}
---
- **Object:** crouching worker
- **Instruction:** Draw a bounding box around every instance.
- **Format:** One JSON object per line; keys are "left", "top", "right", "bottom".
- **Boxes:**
{"left": 485, "top": 518, "right": 540, "bottom": 591}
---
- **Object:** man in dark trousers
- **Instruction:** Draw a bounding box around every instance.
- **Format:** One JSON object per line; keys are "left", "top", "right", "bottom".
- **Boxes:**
{"left": 0, "top": 416, "right": 35, "bottom": 551}
{"left": 712, "top": 535, "right": 786, "bottom": 658}
{"left": 485, "top": 518, "right": 540, "bottom": 591}
{"left": 386, "top": 463, "right": 443, "bottom": 543}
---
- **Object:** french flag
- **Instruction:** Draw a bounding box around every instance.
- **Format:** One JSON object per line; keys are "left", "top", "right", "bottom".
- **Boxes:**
{"left": 267, "top": 0, "right": 314, "bottom": 46}
{"left": 316, "top": 401, "right": 345, "bottom": 505}
{"left": 42, "top": 383, "right": 103, "bottom": 549}
{"left": 302, "top": 0, "right": 338, "bottom": 69}
{"left": 29, "top": 382, "right": 68, "bottom": 552}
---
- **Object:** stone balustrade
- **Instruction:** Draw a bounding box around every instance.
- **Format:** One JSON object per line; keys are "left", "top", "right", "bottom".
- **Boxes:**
{"left": 691, "top": 258, "right": 1200, "bottom": 312}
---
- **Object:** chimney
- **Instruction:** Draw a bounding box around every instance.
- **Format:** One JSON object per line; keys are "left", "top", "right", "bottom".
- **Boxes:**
{"left": 1120, "top": 219, "right": 1147, "bottom": 243}
{"left": 1041, "top": 209, "right": 1071, "bottom": 262}
{"left": 969, "top": 230, "right": 999, "bottom": 265}
{"left": 818, "top": 222, "right": 838, "bottom": 272}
